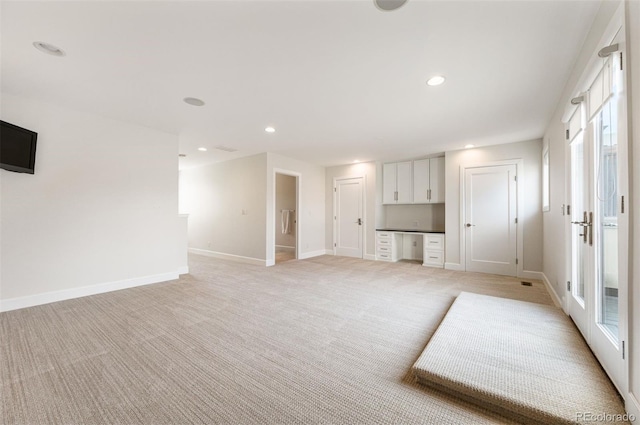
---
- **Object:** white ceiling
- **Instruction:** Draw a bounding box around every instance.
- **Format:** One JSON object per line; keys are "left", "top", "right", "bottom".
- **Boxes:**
{"left": 1, "top": 1, "right": 601, "bottom": 169}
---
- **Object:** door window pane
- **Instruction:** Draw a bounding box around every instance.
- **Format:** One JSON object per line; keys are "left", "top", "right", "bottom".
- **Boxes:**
{"left": 596, "top": 100, "right": 618, "bottom": 341}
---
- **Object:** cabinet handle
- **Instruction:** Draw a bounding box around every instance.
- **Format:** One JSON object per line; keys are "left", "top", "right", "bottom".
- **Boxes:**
{"left": 428, "top": 189, "right": 431, "bottom": 200}
{"left": 394, "top": 191, "right": 398, "bottom": 201}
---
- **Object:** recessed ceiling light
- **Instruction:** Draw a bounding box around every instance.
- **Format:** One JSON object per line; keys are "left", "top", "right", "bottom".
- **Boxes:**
{"left": 197, "top": 147, "right": 207, "bottom": 152}
{"left": 426, "top": 75, "right": 446, "bottom": 86}
{"left": 374, "top": 0, "right": 408, "bottom": 11}
{"left": 465, "top": 144, "right": 475, "bottom": 149}
{"left": 33, "top": 41, "right": 65, "bottom": 57}
{"left": 183, "top": 97, "right": 205, "bottom": 107}
{"left": 265, "top": 127, "right": 276, "bottom": 133}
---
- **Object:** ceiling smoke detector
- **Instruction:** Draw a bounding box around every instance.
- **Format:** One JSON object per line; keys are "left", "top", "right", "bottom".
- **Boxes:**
{"left": 33, "top": 41, "right": 65, "bottom": 57}
{"left": 374, "top": 0, "right": 408, "bottom": 11}
{"left": 214, "top": 146, "right": 238, "bottom": 153}
{"left": 183, "top": 97, "right": 205, "bottom": 107}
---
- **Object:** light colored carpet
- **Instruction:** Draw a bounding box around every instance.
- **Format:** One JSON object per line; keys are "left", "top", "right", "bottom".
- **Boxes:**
{"left": 412, "top": 292, "right": 626, "bottom": 425}
{"left": 2, "top": 254, "right": 557, "bottom": 424}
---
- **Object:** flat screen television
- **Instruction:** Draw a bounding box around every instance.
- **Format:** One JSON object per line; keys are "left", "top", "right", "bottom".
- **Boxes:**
{"left": 0, "top": 120, "right": 38, "bottom": 174}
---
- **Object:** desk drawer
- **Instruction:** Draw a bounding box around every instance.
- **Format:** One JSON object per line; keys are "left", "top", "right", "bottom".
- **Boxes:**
{"left": 376, "top": 238, "right": 392, "bottom": 246}
{"left": 377, "top": 245, "right": 391, "bottom": 253}
{"left": 424, "top": 250, "right": 444, "bottom": 266}
{"left": 425, "top": 234, "right": 444, "bottom": 250}
{"left": 377, "top": 252, "right": 392, "bottom": 261}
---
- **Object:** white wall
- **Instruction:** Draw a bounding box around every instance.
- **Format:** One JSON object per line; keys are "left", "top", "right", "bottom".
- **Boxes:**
{"left": 384, "top": 204, "right": 445, "bottom": 232}
{"left": 444, "top": 139, "right": 543, "bottom": 273}
{"left": 275, "top": 173, "right": 296, "bottom": 248}
{"left": 1, "top": 93, "right": 184, "bottom": 310}
{"left": 626, "top": 0, "right": 640, "bottom": 417}
{"left": 266, "top": 153, "right": 325, "bottom": 264}
{"left": 179, "top": 153, "right": 268, "bottom": 262}
{"left": 325, "top": 162, "right": 376, "bottom": 259}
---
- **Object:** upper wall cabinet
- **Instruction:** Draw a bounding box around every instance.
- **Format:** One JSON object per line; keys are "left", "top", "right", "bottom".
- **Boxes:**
{"left": 383, "top": 157, "right": 445, "bottom": 205}
{"left": 413, "top": 157, "right": 445, "bottom": 204}
{"left": 383, "top": 161, "right": 413, "bottom": 204}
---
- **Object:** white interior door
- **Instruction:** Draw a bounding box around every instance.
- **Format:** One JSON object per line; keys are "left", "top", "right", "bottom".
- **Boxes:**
{"left": 335, "top": 177, "right": 363, "bottom": 258}
{"left": 464, "top": 164, "right": 517, "bottom": 276}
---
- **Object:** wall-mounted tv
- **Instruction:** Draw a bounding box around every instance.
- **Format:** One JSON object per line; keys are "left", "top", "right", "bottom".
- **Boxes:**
{"left": 0, "top": 120, "right": 38, "bottom": 174}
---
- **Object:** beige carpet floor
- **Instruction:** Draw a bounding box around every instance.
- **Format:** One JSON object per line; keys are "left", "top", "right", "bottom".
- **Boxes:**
{"left": 412, "top": 292, "right": 626, "bottom": 425}
{"left": 2, "top": 254, "right": 557, "bottom": 424}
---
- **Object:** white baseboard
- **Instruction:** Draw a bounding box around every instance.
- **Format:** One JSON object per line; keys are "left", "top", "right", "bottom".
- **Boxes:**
{"left": 363, "top": 254, "right": 376, "bottom": 261}
{"left": 298, "top": 249, "right": 327, "bottom": 260}
{"left": 541, "top": 272, "right": 563, "bottom": 309}
{"left": 626, "top": 392, "right": 640, "bottom": 421}
{"left": 0, "top": 271, "right": 179, "bottom": 312}
{"left": 275, "top": 245, "right": 295, "bottom": 252}
{"left": 445, "top": 262, "right": 464, "bottom": 271}
{"left": 520, "top": 270, "right": 545, "bottom": 281}
{"left": 189, "top": 248, "right": 266, "bottom": 266}
{"left": 326, "top": 249, "right": 334, "bottom": 255}
{"left": 177, "top": 266, "right": 189, "bottom": 275}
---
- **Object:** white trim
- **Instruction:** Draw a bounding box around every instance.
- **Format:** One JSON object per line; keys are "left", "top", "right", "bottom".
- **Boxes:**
{"left": 298, "top": 249, "right": 327, "bottom": 260}
{"left": 626, "top": 392, "right": 640, "bottom": 421}
{"left": 541, "top": 273, "right": 563, "bottom": 309}
{"left": 275, "top": 245, "right": 295, "bottom": 251}
{"left": 189, "top": 247, "right": 266, "bottom": 266}
{"left": 445, "top": 262, "right": 465, "bottom": 271}
{"left": 177, "top": 266, "right": 189, "bottom": 275}
{"left": 0, "top": 271, "right": 179, "bottom": 312}
{"left": 324, "top": 249, "right": 334, "bottom": 255}
{"left": 520, "top": 270, "right": 545, "bottom": 281}
{"left": 364, "top": 253, "right": 376, "bottom": 261}
{"left": 459, "top": 159, "right": 524, "bottom": 277}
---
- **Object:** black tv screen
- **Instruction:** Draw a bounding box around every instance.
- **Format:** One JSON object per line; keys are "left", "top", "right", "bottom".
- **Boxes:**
{"left": 0, "top": 120, "right": 38, "bottom": 174}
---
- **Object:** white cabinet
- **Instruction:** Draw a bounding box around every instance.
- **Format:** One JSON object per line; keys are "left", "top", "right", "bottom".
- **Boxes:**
{"left": 423, "top": 233, "right": 445, "bottom": 268}
{"left": 384, "top": 157, "right": 444, "bottom": 205}
{"left": 382, "top": 161, "right": 412, "bottom": 204}
{"left": 413, "top": 157, "right": 445, "bottom": 204}
{"left": 376, "top": 231, "right": 401, "bottom": 261}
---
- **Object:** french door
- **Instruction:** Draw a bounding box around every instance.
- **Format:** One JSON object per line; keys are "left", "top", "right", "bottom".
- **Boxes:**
{"left": 567, "top": 32, "right": 627, "bottom": 393}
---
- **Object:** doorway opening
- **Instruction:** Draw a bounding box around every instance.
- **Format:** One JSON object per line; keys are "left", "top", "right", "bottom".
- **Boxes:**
{"left": 275, "top": 173, "right": 298, "bottom": 264}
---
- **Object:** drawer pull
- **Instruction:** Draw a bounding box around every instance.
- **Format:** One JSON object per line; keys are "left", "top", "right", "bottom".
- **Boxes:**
{"left": 429, "top": 256, "right": 439, "bottom": 259}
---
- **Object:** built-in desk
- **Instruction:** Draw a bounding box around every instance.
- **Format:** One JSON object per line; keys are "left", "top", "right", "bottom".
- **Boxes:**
{"left": 375, "top": 229, "right": 445, "bottom": 268}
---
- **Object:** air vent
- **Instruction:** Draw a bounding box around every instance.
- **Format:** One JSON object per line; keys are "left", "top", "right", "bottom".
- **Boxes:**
{"left": 521, "top": 281, "right": 532, "bottom": 287}
{"left": 214, "top": 146, "right": 238, "bottom": 153}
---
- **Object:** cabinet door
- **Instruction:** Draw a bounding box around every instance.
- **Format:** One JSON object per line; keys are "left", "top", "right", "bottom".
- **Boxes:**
{"left": 429, "top": 157, "right": 445, "bottom": 203}
{"left": 382, "top": 163, "right": 397, "bottom": 204}
{"left": 412, "top": 159, "right": 430, "bottom": 203}
{"left": 396, "top": 161, "right": 413, "bottom": 204}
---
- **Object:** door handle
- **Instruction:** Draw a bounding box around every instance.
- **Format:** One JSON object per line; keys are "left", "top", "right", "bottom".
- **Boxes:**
{"left": 357, "top": 218, "right": 362, "bottom": 226}
{"left": 465, "top": 223, "right": 475, "bottom": 227}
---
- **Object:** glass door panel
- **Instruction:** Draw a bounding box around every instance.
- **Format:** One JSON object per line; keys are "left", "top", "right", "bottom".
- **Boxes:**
{"left": 570, "top": 134, "right": 587, "bottom": 305}
{"left": 596, "top": 100, "right": 619, "bottom": 342}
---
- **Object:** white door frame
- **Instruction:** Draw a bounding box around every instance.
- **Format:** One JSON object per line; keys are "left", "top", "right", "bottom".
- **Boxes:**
{"left": 459, "top": 159, "right": 525, "bottom": 277}
{"left": 271, "top": 168, "right": 301, "bottom": 266}
{"left": 333, "top": 175, "right": 366, "bottom": 257}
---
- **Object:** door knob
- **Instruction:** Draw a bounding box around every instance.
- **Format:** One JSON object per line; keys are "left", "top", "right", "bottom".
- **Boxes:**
{"left": 465, "top": 223, "right": 475, "bottom": 227}
{"left": 357, "top": 218, "right": 362, "bottom": 225}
